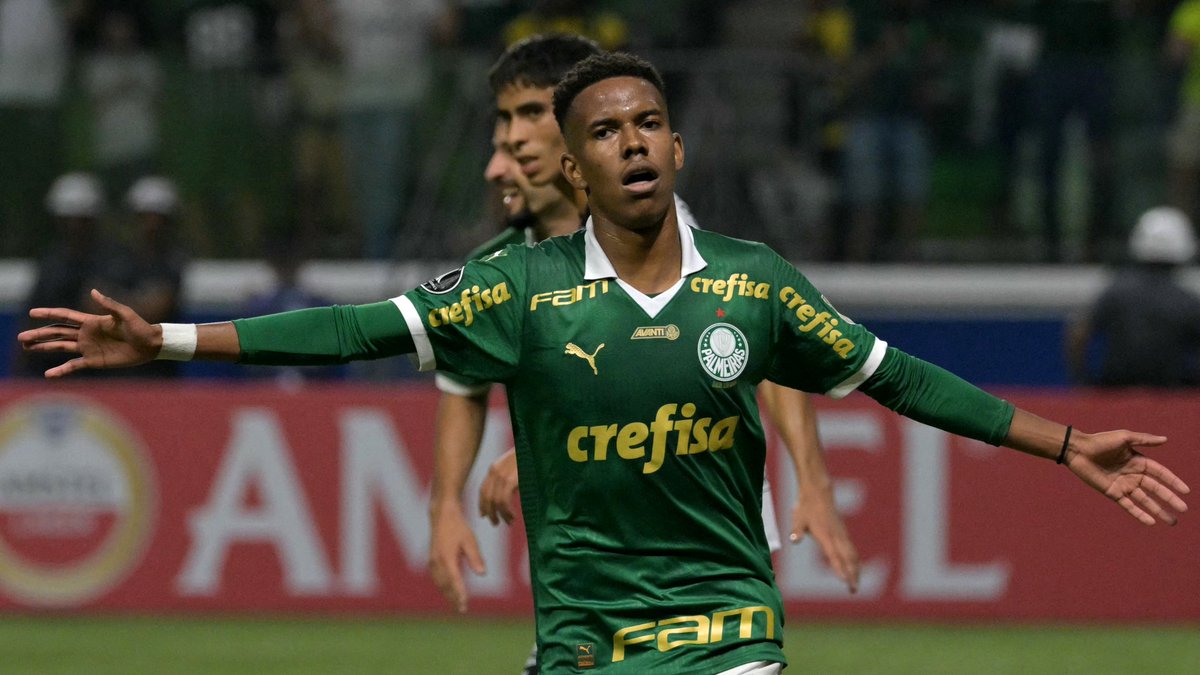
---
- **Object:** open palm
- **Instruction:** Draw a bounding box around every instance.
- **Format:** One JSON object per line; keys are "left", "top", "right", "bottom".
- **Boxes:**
{"left": 18, "top": 289, "right": 158, "bottom": 377}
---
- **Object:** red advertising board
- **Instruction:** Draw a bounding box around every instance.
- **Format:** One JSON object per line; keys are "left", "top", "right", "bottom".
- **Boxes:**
{"left": 0, "top": 383, "right": 1195, "bottom": 620}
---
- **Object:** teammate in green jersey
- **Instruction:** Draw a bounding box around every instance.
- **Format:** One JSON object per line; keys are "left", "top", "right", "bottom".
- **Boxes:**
{"left": 19, "top": 53, "right": 1190, "bottom": 675}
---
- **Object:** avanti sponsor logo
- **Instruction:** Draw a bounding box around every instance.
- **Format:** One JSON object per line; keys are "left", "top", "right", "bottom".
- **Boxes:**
{"left": 697, "top": 323, "right": 749, "bottom": 382}
{"left": 0, "top": 397, "right": 154, "bottom": 607}
{"left": 630, "top": 325, "right": 680, "bottom": 340}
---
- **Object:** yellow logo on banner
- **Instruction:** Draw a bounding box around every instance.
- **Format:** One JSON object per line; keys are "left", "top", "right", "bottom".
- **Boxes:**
{"left": 0, "top": 397, "right": 155, "bottom": 607}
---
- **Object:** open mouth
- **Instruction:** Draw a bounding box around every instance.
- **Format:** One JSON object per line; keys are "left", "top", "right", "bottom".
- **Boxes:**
{"left": 500, "top": 185, "right": 520, "bottom": 207}
{"left": 622, "top": 167, "right": 660, "bottom": 194}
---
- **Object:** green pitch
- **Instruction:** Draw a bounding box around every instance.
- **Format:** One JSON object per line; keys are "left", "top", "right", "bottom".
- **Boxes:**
{"left": 0, "top": 616, "right": 1196, "bottom": 674}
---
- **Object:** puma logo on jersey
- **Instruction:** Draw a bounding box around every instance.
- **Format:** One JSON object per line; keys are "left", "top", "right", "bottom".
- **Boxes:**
{"left": 577, "top": 643, "right": 596, "bottom": 668}
{"left": 566, "top": 342, "right": 604, "bottom": 374}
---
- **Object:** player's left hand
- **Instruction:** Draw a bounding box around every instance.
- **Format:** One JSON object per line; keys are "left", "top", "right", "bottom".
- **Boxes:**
{"left": 479, "top": 448, "right": 519, "bottom": 526}
{"left": 1064, "top": 429, "right": 1189, "bottom": 526}
{"left": 790, "top": 483, "right": 860, "bottom": 593}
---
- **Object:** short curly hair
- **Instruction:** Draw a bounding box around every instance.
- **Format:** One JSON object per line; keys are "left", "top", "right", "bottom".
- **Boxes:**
{"left": 552, "top": 52, "right": 668, "bottom": 132}
{"left": 488, "top": 34, "right": 603, "bottom": 95}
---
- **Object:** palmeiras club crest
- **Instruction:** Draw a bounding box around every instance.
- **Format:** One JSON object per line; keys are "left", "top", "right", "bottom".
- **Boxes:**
{"left": 697, "top": 323, "right": 749, "bottom": 382}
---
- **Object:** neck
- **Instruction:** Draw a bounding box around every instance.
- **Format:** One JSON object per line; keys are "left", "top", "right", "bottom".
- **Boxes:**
{"left": 591, "top": 203, "right": 681, "bottom": 295}
{"left": 532, "top": 197, "right": 582, "bottom": 241}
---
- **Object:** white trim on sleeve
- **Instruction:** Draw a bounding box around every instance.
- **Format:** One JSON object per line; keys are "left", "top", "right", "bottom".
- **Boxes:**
{"left": 825, "top": 337, "right": 888, "bottom": 400}
{"left": 434, "top": 373, "right": 492, "bottom": 397}
{"left": 390, "top": 295, "right": 436, "bottom": 371}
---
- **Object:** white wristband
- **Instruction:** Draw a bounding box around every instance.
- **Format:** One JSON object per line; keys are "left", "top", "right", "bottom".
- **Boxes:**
{"left": 157, "top": 323, "right": 198, "bottom": 361}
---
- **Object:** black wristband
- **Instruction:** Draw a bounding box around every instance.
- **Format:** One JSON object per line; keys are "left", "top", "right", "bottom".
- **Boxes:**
{"left": 1055, "top": 425, "right": 1072, "bottom": 465}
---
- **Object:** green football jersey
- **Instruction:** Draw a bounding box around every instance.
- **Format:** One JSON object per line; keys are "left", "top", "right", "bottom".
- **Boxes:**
{"left": 437, "top": 225, "right": 535, "bottom": 395}
{"left": 396, "top": 220, "right": 886, "bottom": 674}
{"left": 466, "top": 224, "right": 534, "bottom": 263}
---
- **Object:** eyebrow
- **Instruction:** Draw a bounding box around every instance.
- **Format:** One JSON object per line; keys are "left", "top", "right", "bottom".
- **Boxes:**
{"left": 587, "top": 107, "right": 664, "bottom": 131}
{"left": 516, "top": 102, "right": 545, "bottom": 115}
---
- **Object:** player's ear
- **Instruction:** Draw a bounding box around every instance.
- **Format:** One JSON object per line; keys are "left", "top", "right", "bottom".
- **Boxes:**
{"left": 673, "top": 133, "right": 684, "bottom": 171}
{"left": 561, "top": 152, "right": 588, "bottom": 191}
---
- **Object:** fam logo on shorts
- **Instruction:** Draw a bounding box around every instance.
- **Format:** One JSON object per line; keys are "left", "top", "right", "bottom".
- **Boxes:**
{"left": 697, "top": 322, "right": 749, "bottom": 382}
{"left": 420, "top": 267, "right": 464, "bottom": 295}
{"left": 0, "top": 397, "right": 155, "bottom": 607}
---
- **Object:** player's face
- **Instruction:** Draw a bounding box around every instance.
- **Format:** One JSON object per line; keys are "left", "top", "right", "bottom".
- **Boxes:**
{"left": 484, "top": 123, "right": 525, "bottom": 218}
{"left": 561, "top": 76, "right": 683, "bottom": 231}
{"left": 494, "top": 84, "right": 567, "bottom": 187}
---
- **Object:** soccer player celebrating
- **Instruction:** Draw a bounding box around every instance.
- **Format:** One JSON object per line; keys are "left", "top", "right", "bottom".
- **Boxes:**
{"left": 430, "top": 37, "right": 860, "bottom": 633}
{"left": 19, "top": 54, "right": 1189, "bottom": 674}
{"left": 436, "top": 36, "right": 858, "bottom": 675}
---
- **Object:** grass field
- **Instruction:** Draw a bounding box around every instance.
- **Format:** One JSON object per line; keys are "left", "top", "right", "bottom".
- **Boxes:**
{"left": 0, "top": 616, "right": 1196, "bottom": 674}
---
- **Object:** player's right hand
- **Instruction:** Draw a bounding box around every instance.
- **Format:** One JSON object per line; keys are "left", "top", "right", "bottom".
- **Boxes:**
{"left": 18, "top": 289, "right": 158, "bottom": 378}
{"left": 789, "top": 485, "right": 860, "bottom": 594}
{"left": 479, "top": 449, "right": 520, "bottom": 525}
{"left": 428, "top": 503, "right": 486, "bottom": 613}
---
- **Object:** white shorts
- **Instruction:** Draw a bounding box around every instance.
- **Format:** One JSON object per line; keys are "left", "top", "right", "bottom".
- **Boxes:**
{"left": 717, "top": 660, "right": 784, "bottom": 675}
{"left": 762, "top": 477, "right": 782, "bottom": 553}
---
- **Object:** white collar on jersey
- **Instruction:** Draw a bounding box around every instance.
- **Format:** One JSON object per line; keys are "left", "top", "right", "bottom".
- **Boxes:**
{"left": 582, "top": 193, "right": 707, "bottom": 318}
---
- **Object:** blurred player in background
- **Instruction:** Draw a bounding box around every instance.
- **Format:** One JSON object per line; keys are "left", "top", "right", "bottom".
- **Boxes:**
{"left": 20, "top": 54, "right": 1188, "bottom": 674}
{"left": 1066, "top": 206, "right": 1200, "bottom": 387}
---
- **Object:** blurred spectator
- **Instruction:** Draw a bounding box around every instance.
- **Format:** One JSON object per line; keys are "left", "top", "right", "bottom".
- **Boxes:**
{"left": 241, "top": 240, "right": 342, "bottom": 384}
{"left": 0, "top": 0, "right": 69, "bottom": 256}
{"left": 334, "top": 0, "right": 458, "bottom": 259}
{"left": 841, "top": 0, "right": 947, "bottom": 261}
{"left": 279, "top": 0, "right": 353, "bottom": 257}
{"left": 502, "top": 0, "right": 629, "bottom": 50}
{"left": 1165, "top": 0, "right": 1200, "bottom": 227}
{"left": 969, "top": 0, "right": 1039, "bottom": 247}
{"left": 174, "top": 0, "right": 286, "bottom": 257}
{"left": 81, "top": 7, "right": 164, "bottom": 201}
{"left": 793, "top": 0, "right": 856, "bottom": 259}
{"left": 15, "top": 173, "right": 113, "bottom": 376}
{"left": 1030, "top": 0, "right": 1125, "bottom": 262}
{"left": 109, "top": 175, "right": 189, "bottom": 377}
{"left": 1066, "top": 206, "right": 1200, "bottom": 387}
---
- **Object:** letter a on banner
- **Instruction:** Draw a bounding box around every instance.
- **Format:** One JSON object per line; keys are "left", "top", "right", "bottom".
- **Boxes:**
{"left": 177, "top": 409, "right": 332, "bottom": 595}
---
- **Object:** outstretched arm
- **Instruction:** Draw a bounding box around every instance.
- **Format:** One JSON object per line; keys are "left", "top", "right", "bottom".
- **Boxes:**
{"left": 759, "top": 381, "right": 859, "bottom": 593}
{"left": 17, "top": 289, "right": 414, "bottom": 377}
{"left": 861, "top": 347, "right": 1190, "bottom": 526}
{"left": 428, "top": 390, "right": 490, "bottom": 613}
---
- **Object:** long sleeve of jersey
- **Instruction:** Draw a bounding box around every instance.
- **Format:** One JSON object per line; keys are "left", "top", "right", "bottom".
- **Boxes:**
{"left": 232, "top": 301, "right": 414, "bottom": 365}
{"left": 859, "top": 347, "right": 1014, "bottom": 446}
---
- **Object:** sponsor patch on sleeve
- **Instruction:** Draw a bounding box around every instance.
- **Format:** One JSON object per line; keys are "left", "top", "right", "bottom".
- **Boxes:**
{"left": 420, "top": 267, "right": 464, "bottom": 295}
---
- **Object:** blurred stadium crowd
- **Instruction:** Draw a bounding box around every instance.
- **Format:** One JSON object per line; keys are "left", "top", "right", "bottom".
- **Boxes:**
{"left": 0, "top": 0, "right": 1197, "bottom": 266}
